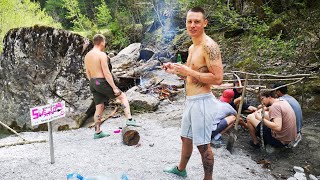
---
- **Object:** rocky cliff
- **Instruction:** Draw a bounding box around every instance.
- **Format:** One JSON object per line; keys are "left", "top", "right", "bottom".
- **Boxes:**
{"left": 0, "top": 25, "right": 93, "bottom": 131}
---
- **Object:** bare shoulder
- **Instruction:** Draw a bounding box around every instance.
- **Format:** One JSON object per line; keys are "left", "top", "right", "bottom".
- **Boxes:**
{"left": 202, "top": 36, "right": 221, "bottom": 61}
{"left": 188, "top": 44, "right": 195, "bottom": 52}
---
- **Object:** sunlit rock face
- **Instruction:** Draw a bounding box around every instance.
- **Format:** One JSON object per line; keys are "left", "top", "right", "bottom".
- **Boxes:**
{"left": 0, "top": 25, "right": 93, "bottom": 131}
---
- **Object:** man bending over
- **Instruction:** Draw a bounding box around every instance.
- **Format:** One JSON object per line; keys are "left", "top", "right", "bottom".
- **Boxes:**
{"left": 247, "top": 90, "right": 297, "bottom": 148}
{"left": 84, "top": 34, "right": 138, "bottom": 139}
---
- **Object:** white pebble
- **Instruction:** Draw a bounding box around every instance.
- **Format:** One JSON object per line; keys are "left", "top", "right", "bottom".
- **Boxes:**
{"left": 309, "top": 174, "right": 318, "bottom": 180}
{"left": 287, "top": 177, "right": 297, "bottom": 180}
{"left": 293, "top": 166, "right": 304, "bottom": 173}
{"left": 294, "top": 172, "right": 307, "bottom": 180}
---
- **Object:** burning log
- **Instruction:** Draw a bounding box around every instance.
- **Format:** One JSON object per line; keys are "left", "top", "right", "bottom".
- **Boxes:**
{"left": 122, "top": 126, "right": 140, "bottom": 146}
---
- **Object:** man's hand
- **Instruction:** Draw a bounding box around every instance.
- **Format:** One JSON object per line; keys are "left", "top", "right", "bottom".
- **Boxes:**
{"left": 248, "top": 106, "right": 257, "bottom": 112}
{"left": 113, "top": 87, "right": 121, "bottom": 96}
{"left": 174, "top": 63, "right": 191, "bottom": 77}
{"left": 254, "top": 111, "right": 262, "bottom": 120}
{"left": 162, "top": 62, "right": 176, "bottom": 74}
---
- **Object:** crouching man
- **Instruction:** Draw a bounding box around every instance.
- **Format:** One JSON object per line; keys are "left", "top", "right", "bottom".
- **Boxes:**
{"left": 211, "top": 89, "right": 237, "bottom": 146}
{"left": 247, "top": 90, "right": 297, "bottom": 148}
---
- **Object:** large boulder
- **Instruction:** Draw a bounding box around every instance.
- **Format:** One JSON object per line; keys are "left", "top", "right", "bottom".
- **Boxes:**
{"left": 0, "top": 25, "right": 93, "bottom": 131}
{"left": 111, "top": 43, "right": 141, "bottom": 77}
{"left": 126, "top": 87, "right": 160, "bottom": 113}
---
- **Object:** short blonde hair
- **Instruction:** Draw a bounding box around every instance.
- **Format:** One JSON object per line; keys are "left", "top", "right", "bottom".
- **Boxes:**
{"left": 93, "top": 34, "right": 105, "bottom": 45}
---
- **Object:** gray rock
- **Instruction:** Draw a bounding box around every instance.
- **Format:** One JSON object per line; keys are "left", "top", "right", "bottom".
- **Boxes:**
{"left": 0, "top": 26, "right": 93, "bottom": 131}
{"left": 111, "top": 43, "right": 141, "bottom": 76}
{"left": 294, "top": 172, "right": 307, "bottom": 180}
{"left": 287, "top": 177, "right": 297, "bottom": 180}
{"left": 309, "top": 174, "right": 318, "bottom": 180}
{"left": 147, "top": 70, "right": 184, "bottom": 88}
{"left": 293, "top": 166, "right": 305, "bottom": 173}
{"left": 126, "top": 87, "right": 160, "bottom": 112}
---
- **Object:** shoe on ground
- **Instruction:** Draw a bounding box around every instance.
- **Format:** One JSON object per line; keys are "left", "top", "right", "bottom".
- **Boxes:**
{"left": 93, "top": 132, "right": 110, "bottom": 139}
{"left": 163, "top": 166, "right": 187, "bottom": 177}
{"left": 211, "top": 138, "right": 226, "bottom": 147}
{"left": 249, "top": 140, "right": 261, "bottom": 149}
{"left": 292, "top": 132, "right": 302, "bottom": 148}
{"left": 126, "top": 119, "right": 141, "bottom": 127}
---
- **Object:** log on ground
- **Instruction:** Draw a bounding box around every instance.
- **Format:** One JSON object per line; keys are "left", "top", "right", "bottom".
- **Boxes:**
{"left": 122, "top": 126, "right": 140, "bottom": 146}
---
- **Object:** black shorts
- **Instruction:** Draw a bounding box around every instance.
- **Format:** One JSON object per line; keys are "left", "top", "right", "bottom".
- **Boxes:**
{"left": 89, "top": 78, "right": 120, "bottom": 105}
{"left": 255, "top": 122, "right": 285, "bottom": 148}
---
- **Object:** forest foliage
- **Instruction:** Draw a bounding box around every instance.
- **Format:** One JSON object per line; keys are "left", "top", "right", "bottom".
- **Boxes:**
{"left": 0, "top": 0, "right": 60, "bottom": 52}
{"left": 0, "top": 0, "right": 319, "bottom": 73}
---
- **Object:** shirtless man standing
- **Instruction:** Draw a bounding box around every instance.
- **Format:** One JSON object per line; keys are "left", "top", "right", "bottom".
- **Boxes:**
{"left": 163, "top": 7, "right": 223, "bottom": 179}
{"left": 84, "top": 34, "right": 138, "bottom": 139}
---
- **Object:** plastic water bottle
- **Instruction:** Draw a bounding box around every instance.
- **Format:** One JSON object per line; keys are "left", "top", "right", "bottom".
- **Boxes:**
{"left": 67, "top": 173, "right": 84, "bottom": 180}
{"left": 121, "top": 174, "right": 129, "bottom": 180}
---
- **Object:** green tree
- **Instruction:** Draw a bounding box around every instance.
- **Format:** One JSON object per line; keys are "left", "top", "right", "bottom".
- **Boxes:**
{"left": 45, "top": 0, "right": 71, "bottom": 28}
{"left": 62, "top": 0, "right": 93, "bottom": 31}
{"left": 95, "top": 0, "right": 112, "bottom": 28}
{"left": 0, "top": 0, "right": 60, "bottom": 52}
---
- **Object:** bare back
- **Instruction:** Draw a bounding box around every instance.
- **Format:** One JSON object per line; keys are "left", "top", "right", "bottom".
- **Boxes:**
{"left": 84, "top": 49, "right": 107, "bottom": 79}
{"left": 185, "top": 35, "right": 223, "bottom": 96}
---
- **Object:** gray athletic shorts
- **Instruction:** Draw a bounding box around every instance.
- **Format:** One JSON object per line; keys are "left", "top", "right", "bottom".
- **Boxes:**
{"left": 181, "top": 93, "right": 218, "bottom": 146}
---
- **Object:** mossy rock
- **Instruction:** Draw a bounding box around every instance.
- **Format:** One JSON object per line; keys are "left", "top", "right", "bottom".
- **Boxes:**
{"left": 235, "top": 58, "right": 261, "bottom": 72}
{"left": 58, "top": 124, "right": 70, "bottom": 131}
{"left": 267, "top": 19, "right": 288, "bottom": 39}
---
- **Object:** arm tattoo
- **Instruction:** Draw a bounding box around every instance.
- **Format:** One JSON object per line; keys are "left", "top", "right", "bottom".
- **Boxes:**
{"left": 192, "top": 66, "right": 209, "bottom": 88}
{"left": 203, "top": 43, "right": 220, "bottom": 62}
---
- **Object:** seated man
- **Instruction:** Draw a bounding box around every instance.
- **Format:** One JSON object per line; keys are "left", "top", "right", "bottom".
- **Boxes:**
{"left": 247, "top": 90, "right": 297, "bottom": 148}
{"left": 211, "top": 89, "right": 237, "bottom": 145}
{"left": 230, "top": 78, "right": 257, "bottom": 113}
{"left": 273, "top": 82, "right": 303, "bottom": 134}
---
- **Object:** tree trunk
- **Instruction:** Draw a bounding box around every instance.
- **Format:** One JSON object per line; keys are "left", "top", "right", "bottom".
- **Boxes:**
{"left": 122, "top": 126, "right": 140, "bottom": 146}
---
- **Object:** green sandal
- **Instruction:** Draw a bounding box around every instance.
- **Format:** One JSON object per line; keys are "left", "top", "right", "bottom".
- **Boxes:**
{"left": 93, "top": 132, "right": 110, "bottom": 139}
{"left": 163, "top": 166, "right": 187, "bottom": 177}
{"left": 126, "top": 119, "right": 141, "bottom": 127}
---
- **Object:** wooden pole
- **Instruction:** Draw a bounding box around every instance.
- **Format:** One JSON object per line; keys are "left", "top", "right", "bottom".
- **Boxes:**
{"left": 301, "top": 80, "right": 305, "bottom": 109}
{"left": 227, "top": 73, "right": 248, "bottom": 153}
{"left": 234, "top": 73, "right": 248, "bottom": 129}
{"left": 231, "top": 71, "right": 312, "bottom": 78}
{"left": 258, "top": 89, "right": 266, "bottom": 151}
{"left": 0, "top": 139, "right": 47, "bottom": 148}
{"left": 0, "top": 121, "right": 27, "bottom": 141}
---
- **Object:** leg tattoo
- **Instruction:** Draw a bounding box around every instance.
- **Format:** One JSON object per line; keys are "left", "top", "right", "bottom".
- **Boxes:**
{"left": 198, "top": 144, "right": 214, "bottom": 180}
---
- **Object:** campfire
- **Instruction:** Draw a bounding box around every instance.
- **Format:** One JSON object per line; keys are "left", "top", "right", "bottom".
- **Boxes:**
{"left": 139, "top": 79, "right": 180, "bottom": 101}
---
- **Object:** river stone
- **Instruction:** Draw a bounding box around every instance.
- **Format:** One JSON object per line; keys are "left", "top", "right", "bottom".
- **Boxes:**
{"left": 111, "top": 43, "right": 141, "bottom": 77}
{"left": 126, "top": 87, "right": 160, "bottom": 113}
{"left": 309, "top": 174, "right": 318, "bottom": 180}
{"left": 0, "top": 25, "right": 93, "bottom": 131}
{"left": 287, "top": 177, "right": 297, "bottom": 180}
{"left": 294, "top": 172, "right": 307, "bottom": 180}
{"left": 293, "top": 166, "right": 305, "bottom": 173}
{"left": 147, "top": 70, "right": 184, "bottom": 88}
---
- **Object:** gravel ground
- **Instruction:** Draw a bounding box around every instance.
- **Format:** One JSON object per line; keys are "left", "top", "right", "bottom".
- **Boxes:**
{"left": 0, "top": 98, "right": 274, "bottom": 180}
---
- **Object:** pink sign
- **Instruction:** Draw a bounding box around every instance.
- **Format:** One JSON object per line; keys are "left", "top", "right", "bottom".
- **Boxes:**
{"left": 30, "top": 101, "right": 66, "bottom": 126}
